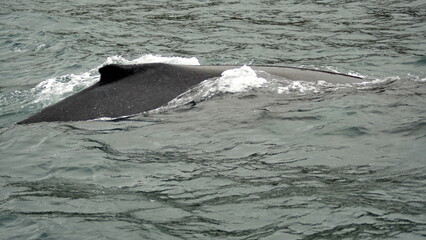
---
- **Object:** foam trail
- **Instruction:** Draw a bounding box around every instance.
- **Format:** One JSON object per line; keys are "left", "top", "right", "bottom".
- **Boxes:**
{"left": 159, "top": 66, "right": 376, "bottom": 113}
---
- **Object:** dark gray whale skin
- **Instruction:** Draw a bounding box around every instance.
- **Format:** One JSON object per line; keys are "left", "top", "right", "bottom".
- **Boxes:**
{"left": 18, "top": 63, "right": 363, "bottom": 124}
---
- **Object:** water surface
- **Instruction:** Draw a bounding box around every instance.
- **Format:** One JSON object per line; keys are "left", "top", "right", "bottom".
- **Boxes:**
{"left": 1, "top": 0, "right": 425, "bottom": 239}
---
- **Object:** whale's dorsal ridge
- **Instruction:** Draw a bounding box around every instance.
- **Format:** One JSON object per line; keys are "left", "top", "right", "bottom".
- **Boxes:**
{"left": 98, "top": 64, "right": 135, "bottom": 85}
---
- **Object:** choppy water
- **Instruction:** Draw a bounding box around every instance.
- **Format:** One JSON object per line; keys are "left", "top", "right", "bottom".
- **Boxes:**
{"left": 1, "top": 0, "right": 426, "bottom": 239}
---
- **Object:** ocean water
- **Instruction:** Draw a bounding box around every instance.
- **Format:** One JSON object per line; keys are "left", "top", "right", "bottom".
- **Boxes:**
{"left": 1, "top": 0, "right": 426, "bottom": 239}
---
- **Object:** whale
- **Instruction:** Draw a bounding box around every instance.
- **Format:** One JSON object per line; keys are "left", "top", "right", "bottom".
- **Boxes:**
{"left": 18, "top": 63, "right": 363, "bottom": 124}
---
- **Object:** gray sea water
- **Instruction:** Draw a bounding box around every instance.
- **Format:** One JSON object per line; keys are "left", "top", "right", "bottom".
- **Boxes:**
{"left": 1, "top": 0, "right": 426, "bottom": 239}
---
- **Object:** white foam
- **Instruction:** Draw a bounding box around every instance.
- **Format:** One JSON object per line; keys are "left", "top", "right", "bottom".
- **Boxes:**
{"left": 35, "top": 44, "right": 47, "bottom": 51}
{"left": 102, "top": 54, "right": 200, "bottom": 66}
{"left": 212, "top": 65, "right": 268, "bottom": 94}
{"left": 13, "top": 47, "right": 25, "bottom": 53}
{"left": 277, "top": 81, "right": 318, "bottom": 94}
{"left": 32, "top": 70, "right": 98, "bottom": 106}
{"left": 275, "top": 79, "right": 356, "bottom": 94}
{"left": 406, "top": 73, "right": 426, "bottom": 83}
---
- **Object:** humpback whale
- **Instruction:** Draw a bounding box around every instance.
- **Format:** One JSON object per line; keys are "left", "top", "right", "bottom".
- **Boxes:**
{"left": 18, "top": 63, "right": 363, "bottom": 124}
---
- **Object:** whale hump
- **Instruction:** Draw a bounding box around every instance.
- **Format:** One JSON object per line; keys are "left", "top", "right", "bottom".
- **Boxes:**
{"left": 18, "top": 63, "right": 363, "bottom": 124}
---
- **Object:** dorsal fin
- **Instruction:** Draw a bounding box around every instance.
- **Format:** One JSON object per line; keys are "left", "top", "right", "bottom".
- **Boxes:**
{"left": 98, "top": 64, "right": 140, "bottom": 85}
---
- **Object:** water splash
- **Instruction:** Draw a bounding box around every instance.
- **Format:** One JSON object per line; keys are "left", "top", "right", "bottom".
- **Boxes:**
{"left": 158, "top": 66, "right": 268, "bottom": 111}
{"left": 32, "top": 72, "right": 97, "bottom": 106}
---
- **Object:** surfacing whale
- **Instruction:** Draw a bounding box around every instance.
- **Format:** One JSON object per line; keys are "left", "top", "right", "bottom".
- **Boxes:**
{"left": 18, "top": 63, "right": 363, "bottom": 124}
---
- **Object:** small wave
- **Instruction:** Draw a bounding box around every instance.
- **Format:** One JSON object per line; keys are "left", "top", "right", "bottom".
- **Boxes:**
{"left": 352, "top": 77, "right": 399, "bottom": 91}
{"left": 407, "top": 73, "right": 426, "bottom": 83}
